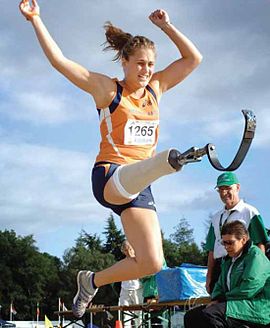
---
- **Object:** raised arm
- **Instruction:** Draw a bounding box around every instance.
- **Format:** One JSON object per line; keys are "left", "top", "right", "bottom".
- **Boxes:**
{"left": 19, "top": 0, "right": 114, "bottom": 108}
{"left": 149, "top": 9, "right": 202, "bottom": 93}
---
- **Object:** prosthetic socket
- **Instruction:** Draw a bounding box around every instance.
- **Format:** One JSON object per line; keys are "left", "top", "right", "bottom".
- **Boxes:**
{"left": 112, "top": 149, "right": 182, "bottom": 199}
{"left": 112, "top": 110, "right": 257, "bottom": 199}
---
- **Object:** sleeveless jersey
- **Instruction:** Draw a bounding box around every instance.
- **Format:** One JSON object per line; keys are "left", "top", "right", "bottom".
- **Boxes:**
{"left": 95, "top": 80, "right": 160, "bottom": 165}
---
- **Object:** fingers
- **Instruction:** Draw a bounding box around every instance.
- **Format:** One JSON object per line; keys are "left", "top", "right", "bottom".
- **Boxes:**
{"left": 19, "top": 0, "right": 40, "bottom": 20}
{"left": 149, "top": 11, "right": 159, "bottom": 22}
{"left": 20, "top": 0, "right": 29, "bottom": 7}
{"left": 149, "top": 9, "right": 165, "bottom": 20}
{"left": 19, "top": 0, "right": 29, "bottom": 12}
{"left": 19, "top": 1, "right": 26, "bottom": 14}
{"left": 19, "top": 0, "right": 35, "bottom": 11}
{"left": 149, "top": 9, "right": 170, "bottom": 28}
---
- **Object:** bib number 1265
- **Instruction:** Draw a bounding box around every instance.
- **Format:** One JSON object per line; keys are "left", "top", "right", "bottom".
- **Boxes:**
{"left": 124, "top": 120, "right": 159, "bottom": 145}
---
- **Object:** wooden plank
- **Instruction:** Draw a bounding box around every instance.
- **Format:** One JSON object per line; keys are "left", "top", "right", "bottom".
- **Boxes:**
{"left": 55, "top": 297, "right": 211, "bottom": 316}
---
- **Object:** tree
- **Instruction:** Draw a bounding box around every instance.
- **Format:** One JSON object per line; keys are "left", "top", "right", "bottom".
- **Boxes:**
{"left": 0, "top": 230, "right": 62, "bottom": 320}
{"left": 167, "top": 217, "right": 206, "bottom": 266}
{"left": 170, "top": 217, "right": 194, "bottom": 246}
{"left": 62, "top": 230, "right": 116, "bottom": 308}
{"left": 102, "top": 213, "right": 125, "bottom": 261}
{"left": 162, "top": 237, "right": 179, "bottom": 267}
{"left": 176, "top": 242, "right": 206, "bottom": 265}
{"left": 76, "top": 230, "right": 103, "bottom": 252}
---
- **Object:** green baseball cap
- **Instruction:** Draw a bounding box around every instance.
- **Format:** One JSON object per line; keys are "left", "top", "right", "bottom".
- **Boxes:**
{"left": 215, "top": 172, "right": 239, "bottom": 188}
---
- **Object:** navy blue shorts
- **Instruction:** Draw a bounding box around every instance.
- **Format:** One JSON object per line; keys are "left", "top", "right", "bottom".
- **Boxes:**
{"left": 91, "top": 162, "right": 156, "bottom": 216}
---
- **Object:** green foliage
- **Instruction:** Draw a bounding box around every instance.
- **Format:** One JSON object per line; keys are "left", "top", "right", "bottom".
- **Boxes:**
{"left": 170, "top": 217, "right": 194, "bottom": 245}
{"left": 75, "top": 230, "right": 103, "bottom": 252}
{"left": 0, "top": 213, "right": 208, "bottom": 322}
{"left": 164, "top": 217, "right": 207, "bottom": 267}
{"left": 0, "top": 230, "right": 62, "bottom": 320}
{"left": 176, "top": 242, "right": 206, "bottom": 265}
{"left": 102, "top": 213, "right": 125, "bottom": 261}
{"left": 162, "top": 238, "right": 179, "bottom": 267}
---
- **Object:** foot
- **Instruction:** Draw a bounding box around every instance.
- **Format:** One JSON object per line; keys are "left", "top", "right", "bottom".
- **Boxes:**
{"left": 72, "top": 270, "right": 98, "bottom": 318}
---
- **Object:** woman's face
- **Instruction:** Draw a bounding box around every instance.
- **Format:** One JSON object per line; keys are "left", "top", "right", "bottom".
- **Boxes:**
{"left": 221, "top": 233, "right": 248, "bottom": 257}
{"left": 122, "top": 47, "right": 156, "bottom": 89}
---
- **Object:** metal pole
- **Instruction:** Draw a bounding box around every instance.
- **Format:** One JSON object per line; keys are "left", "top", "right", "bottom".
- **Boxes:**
{"left": 90, "top": 312, "right": 93, "bottom": 328}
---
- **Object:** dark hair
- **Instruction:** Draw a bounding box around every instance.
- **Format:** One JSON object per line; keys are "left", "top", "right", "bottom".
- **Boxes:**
{"left": 221, "top": 220, "right": 249, "bottom": 240}
{"left": 103, "top": 22, "right": 156, "bottom": 61}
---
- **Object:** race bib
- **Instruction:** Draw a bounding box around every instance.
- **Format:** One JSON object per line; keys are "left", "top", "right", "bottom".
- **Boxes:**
{"left": 124, "top": 120, "right": 159, "bottom": 145}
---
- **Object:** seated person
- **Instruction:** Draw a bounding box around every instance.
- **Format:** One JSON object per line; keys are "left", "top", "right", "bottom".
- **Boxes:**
{"left": 184, "top": 220, "right": 270, "bottom": 328}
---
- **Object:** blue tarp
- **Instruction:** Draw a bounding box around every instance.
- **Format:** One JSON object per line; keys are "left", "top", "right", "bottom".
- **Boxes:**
{"left": 156, "top": 263, "right": 209, "bottom": 302}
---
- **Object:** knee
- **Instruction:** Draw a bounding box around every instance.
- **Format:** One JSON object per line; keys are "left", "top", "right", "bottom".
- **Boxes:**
{"left": 137, "top": 254, "right": 163, "bottom": 276}
{"left": 147, "top": 257, "right": 163, "bottom": 274}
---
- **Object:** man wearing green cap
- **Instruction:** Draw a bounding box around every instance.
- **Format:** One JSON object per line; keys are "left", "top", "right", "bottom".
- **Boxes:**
{"left": 205, "top": 172, "right": 269, "bottom": 294}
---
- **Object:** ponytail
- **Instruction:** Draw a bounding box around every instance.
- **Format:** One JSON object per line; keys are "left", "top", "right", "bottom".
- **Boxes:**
{"left": 103, "top": 22, "right": 155, "bottom": 61}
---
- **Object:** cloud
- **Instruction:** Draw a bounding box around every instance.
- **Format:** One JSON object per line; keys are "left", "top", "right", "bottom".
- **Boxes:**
{"left": 1, "top": 90, "right": 88, "bottom": 124}
{"left": 0, "top": 142, "right": 107, "bottom": 235}
{"left": 153, "top": 172, "right": 219, "bottom": 213}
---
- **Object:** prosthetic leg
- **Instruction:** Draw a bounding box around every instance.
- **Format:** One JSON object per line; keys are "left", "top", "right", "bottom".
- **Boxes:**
{"left": 113, "top": 110, "right": 256, "bottom": 199}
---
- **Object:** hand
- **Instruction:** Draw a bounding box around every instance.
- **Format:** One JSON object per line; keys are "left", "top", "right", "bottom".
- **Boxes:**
{"left": 19, "top": 0, "right": 40, "bottom": 21}
{"left": 149, "top": 9, "right": 170, "bottom": 29}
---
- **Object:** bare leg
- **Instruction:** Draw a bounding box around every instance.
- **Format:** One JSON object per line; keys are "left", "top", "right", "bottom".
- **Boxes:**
{"left": 94, "top": 207, "right": 163, "bottom": 287}
{"left": 73, "top": 153, "right": 173, "bottom": 317}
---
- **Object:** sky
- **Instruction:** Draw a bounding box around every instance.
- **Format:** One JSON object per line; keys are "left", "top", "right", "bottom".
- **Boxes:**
{"left": 0, "top": 0, "right": 270, "bottom": 259}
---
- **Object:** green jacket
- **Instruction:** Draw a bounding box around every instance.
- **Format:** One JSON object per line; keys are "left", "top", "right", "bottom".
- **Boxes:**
{"left": 212, "top": 241, "right": 270, "bottom": 325}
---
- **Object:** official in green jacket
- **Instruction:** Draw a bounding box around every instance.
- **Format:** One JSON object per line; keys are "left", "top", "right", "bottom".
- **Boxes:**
{"left": 184, "top": 220, "right": 270, "bottom": 328}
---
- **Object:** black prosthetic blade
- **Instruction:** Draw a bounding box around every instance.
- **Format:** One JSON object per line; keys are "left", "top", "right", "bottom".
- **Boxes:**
{"left": 206, "top": 110, "right": 256, "bottom": 171}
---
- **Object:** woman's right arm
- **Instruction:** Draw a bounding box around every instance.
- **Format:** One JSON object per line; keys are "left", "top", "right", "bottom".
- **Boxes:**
{"left": 19, "top": 0, "right": 114, "bottom": 107}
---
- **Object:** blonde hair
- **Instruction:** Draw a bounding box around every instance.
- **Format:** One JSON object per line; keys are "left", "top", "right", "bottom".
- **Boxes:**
{"left": 103, "top": 22, "right": 156, "bottom": 61}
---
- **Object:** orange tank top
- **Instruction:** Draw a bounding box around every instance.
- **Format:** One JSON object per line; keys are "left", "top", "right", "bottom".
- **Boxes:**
{"left": 95, "top": 80, "right": 160, "bottom": 165}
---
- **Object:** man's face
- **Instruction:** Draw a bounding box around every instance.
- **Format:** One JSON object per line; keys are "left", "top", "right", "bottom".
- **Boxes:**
{"left": 217, "top": 184, "right": 240, "bottom": 209}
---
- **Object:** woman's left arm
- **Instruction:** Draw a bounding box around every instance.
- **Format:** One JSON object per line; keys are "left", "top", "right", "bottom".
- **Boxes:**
{"left": 149, "top": 9, "right": 203, "bottom": 93}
